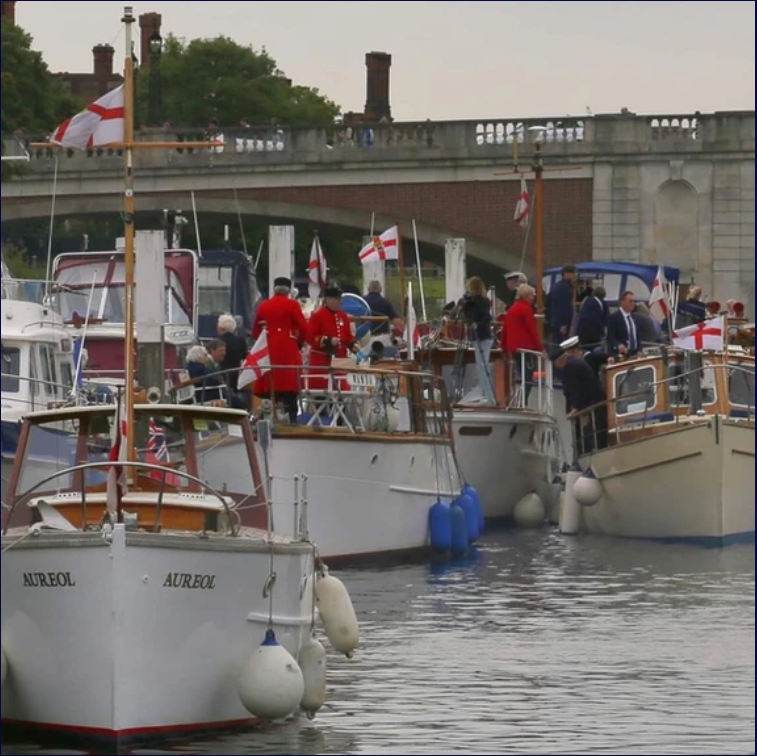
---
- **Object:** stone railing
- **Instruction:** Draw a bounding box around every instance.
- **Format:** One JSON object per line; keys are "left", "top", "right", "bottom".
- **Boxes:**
{"left": 3, "top": 111, "right": 753, "bottom": 172}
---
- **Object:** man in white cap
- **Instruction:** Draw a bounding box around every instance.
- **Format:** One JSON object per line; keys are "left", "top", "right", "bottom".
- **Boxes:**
{"left": 551, "top": 336, "right": 608, "bottom": 453}
{"left": 503, "top": 270, "right": 528, "bottom": 309}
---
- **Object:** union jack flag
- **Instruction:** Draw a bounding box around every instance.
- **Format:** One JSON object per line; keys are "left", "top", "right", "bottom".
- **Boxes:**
{"left": 146, "top": 418, "right": 182, "bottom": 485}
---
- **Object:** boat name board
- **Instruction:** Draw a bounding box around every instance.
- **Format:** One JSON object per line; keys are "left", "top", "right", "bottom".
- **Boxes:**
{"left": 162, "top": 573, "right": 216, "bottom": 590}
{"left": 23, "top": 572, "right": 76, "bottom": 588}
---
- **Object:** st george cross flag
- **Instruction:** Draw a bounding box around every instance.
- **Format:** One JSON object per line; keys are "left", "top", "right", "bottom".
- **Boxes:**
{"left": 106, "top": 398, "right": 129, "bottom": 517}
{"left": 648, "top": 266, "right": 671, "bottom": 323}
{"left": 307, "top": 236, "right": 328, "bottom": 300}
{"left": 672, "top": 315, "right": 725, "bottom": 352}
{"left": 358, "top": 226, "right": 399, "bottom": 264}
{"left": 51, "top": 85, "right": 125, "bottom": 150}
{"left": 238, "top": 331, "right": 271, "bottom": 390}
{"left": 513, "top": 175, "right": 530, "bottom": 228}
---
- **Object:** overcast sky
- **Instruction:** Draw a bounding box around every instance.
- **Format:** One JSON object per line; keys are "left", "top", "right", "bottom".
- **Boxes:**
{"left": 17, "top": 1, "right": 756, "bottom": 121}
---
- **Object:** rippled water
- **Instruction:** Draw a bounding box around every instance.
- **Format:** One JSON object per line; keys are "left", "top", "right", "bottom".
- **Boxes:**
{"left": 3, "top": 529, "right": 754, "bottom": 755}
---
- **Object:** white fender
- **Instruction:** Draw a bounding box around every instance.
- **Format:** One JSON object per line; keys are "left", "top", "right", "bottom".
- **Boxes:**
{"left": 238, "top": 629, "right": 304, "bottom": 720}
{"left": 513, "top": 493, "right": 545, "bottom": 529}
{"left": 299, "top": 634, "right": 327, "bottom": 719}
{"left": 560, "top": 464, "right": 582, "bottom": 535}
{"left": 315, "top": 568, "right": 359, "bottom": 658}
{"left": 573, "top": 468, "right": 602, "bottom": 507}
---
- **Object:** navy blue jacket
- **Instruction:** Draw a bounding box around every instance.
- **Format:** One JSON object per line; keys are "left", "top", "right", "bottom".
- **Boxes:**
{"left": 547, "top": 279, "right": 575, "bottom": 337}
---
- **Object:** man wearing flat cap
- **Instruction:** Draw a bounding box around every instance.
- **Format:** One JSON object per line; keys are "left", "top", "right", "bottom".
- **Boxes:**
{"left": 307, "top": 284, "right": 361, "bottom": 390}
{"left": 251, "top": 276, "right": 309, "bottom": 422}
{"left": 551, "top": 336, "right": 608, "bottom": 453}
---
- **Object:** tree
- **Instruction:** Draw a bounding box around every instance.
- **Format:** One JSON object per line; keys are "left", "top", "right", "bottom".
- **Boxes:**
{"left": 145, "top": 35, "right": 340, "bottom": 128}
{"left": 1, "top": 19, "right": 80, "bottom": 135}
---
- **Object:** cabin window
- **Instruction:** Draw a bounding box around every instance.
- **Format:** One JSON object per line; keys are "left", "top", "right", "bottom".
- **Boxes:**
{"left": 59, "top": 360, "right": 74, "bottom": 391}
{"left": 669, "top": 360, "right": 717, "bottom": 408}
{"left": 198, "top": 266, "right": 234, "bottom": 317}
{"left": 1, "top": 345, "right": 20, "bottom": 393}
{"left": 614, "top": 365, "right": 657, "bottom": 416}
{"left": 729, "top": 363, "right": 755, "bottom": 408}
{"left": 38, "top": 345, "right": 54, "bottom": 394}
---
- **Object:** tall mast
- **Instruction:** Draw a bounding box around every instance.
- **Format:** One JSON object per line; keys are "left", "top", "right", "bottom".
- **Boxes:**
{"left": 533, "top": 142, "right": 545, "bottom": 324}
{"left": 122, "top": 6, "right": 137, "bottom": 478}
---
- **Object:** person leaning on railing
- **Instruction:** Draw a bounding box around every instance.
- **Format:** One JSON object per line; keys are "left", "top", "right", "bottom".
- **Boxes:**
{"left": 551, "top": 336, "right": 608, "bottom": 454}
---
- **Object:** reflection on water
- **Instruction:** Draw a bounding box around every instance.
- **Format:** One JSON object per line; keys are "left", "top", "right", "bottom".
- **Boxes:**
{"left": 3, "top": 530, "right": 754, "bottom": 755}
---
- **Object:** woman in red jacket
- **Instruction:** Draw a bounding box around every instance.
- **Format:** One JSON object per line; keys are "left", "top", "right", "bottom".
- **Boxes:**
{"left": 501, "top": 284, "right": 544, "bottom": 402}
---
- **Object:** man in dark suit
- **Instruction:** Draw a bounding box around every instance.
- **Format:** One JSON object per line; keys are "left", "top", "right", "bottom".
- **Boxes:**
{"left": 607, "top": 291, "right": 640, "bottom": 357}
{"left": 546, "top": 264, "right": 577, "bottom": 343}
{"left": 552, "top": 337, "right": 608, "bottom": 453}
{"left": 576, "top": 284, "right": 609, "bottom": 350}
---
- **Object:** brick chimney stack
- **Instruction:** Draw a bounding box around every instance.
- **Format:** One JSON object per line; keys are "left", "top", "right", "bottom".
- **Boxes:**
{"left": 139, "top": 12, "right": 162, "bottom": 68}
{"left": 1, "top": 1, "right": 17, "bottom": 24}
{"left": 364, "top": 51, "right": 392, "bottom": 122}
{"left": 92, "top": 44, "right": 115, "bottom": 78}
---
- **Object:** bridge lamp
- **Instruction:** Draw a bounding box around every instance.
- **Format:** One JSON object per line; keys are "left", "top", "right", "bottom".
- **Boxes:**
{"left": 148, "top": 31, "right": 163, "bottom": 127}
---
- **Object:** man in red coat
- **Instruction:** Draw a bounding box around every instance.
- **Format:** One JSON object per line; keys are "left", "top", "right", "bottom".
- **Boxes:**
{"left": 251, "top": 277, "right": 309, "bottom": 422}
{"left": 307, "top": 285, "right": 361, "bottom": 391}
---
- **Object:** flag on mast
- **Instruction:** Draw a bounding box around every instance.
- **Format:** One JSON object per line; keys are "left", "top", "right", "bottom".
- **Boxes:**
{"left": 50, "top": 85, "right": 125, "bottom": 150}
{"left": 513, "top": 175, "right": 530, "bottom": 228}
{"left": 359, "top": 226, "right": 399, "bottom": 263}
{"left": 307, "top": 236, "right": 328, "bottom": 300}
{"left": 648, "top": 266, "right": 671, "bottom": 323}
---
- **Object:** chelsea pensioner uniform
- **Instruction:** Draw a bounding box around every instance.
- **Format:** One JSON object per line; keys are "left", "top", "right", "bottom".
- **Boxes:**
{"left": 251, "top": 293, "right": 309, "bottom": 396}
{"left": 307, "top": 305, "right": 358, "bottom": 391}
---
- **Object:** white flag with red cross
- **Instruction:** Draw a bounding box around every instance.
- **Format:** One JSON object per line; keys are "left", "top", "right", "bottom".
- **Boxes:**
{"left": 648, "top": 266, "right": 671, "bottom": 323}
{"left": 358, "top": 226, "right": 399, "bottom": 263}
{"left": 672, "top": 315, "right": 725, "bottom": 351}
{"left": 307, "top": 236, "right": 327, "bottom": 300}
{"left": 513, "top": 175, "right": 530, "bottom": 229}
{"left": 51, "top": 85, "right": 125, "bottom": 150}
{"left": 238, "top": 331, "right": 271, "bottom": 390}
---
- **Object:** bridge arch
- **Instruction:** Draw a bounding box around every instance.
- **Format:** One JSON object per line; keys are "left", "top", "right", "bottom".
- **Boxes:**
{"left": 0, "top": 193, "right": 527, "bottom": 273}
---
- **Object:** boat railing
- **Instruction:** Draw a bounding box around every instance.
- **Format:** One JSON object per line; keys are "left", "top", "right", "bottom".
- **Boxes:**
{"left": 3, "top": 460, "right": 240, "bottom": 536}
{"left": 1, "top": 372, "right": 109, "bottom": 415}
{"left": 567, "top": 361, "right": 754, "bottom": 460}
{"left": 169, "top": 361, "right": 453, "bottom": 437}
{"left": 508, "top": 349, "right": 554, "bottom": 414}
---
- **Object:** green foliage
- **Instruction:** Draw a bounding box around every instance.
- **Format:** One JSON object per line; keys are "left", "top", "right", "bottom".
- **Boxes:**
{"left": 1, "top": 19, "right": 80, "bottom": 135}
{"left": 142, "top": 35, "right": 340, "bottom": 128}
{"left": 1, "top": 241, "right": 46, "bottom": 279}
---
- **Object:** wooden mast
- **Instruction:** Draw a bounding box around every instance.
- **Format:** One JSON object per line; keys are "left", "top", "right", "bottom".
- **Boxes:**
{"left": 122, "top": 7, "right": 137, "bottom": 476}
{"left": 533, "top": 142, "right": 545, "bottom": 328}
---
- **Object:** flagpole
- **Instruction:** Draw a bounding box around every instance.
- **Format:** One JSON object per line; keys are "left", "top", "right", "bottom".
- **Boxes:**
{"left": 396, "top": 224, "right": 407, "bottom": 316}
{"left": 122, "top": 6, "right": 137, "bottom": 487}
{"left": 533, "top": 142, "right": 545, "bottom": 337}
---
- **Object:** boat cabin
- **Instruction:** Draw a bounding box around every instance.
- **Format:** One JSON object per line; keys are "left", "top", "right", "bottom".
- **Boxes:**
{"left": 50, "top": 248, "right": 198, "bottom": 379}
{"left": 576, "top": 350, "right": 756, "bottom": 453}
{"left": 1, "top": 298, "right": 76, "bottom": 421}
{"left": 2, "top": 404, "right": 267, "bottom": 534}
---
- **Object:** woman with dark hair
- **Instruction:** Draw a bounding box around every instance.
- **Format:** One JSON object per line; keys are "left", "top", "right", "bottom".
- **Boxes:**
{"left": 460, "top": 276, "right": 495, "bottom": 404}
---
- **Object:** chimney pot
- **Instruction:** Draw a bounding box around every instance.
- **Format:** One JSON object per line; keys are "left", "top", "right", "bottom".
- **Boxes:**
{"left": 1, "top": 0, "right": 16, "bottom": 23}
{"left": 93, "top": 44, "right": 115, "bottom": 77}
{"left": 364, "top": 51, "right": 392, "bottom": 122}
{"left": 139, "top": 12, "right": 162, "bottom": 68}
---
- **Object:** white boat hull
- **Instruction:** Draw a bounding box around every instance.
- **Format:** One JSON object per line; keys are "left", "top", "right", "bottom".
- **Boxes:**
{"left": 1, "top": 526, "right": 314, "bottom": 747}
{"left": 578, "top": 418, "right": 755, "bottom": 544}
{"left": 260, "top": 435, "right": 463, "bottom": 561}
{"left": 452, "top": 410, "right": 563, "bottom": 521}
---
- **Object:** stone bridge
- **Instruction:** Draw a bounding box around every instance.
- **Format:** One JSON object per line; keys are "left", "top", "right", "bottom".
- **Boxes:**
{"left": 2, "top": 111, "right": 755, "bottom": 310}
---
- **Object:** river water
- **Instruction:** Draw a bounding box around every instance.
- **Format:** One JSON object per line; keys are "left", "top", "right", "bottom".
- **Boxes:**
{"left": 2, "top": 529, "right": 754, "bottom": 755}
